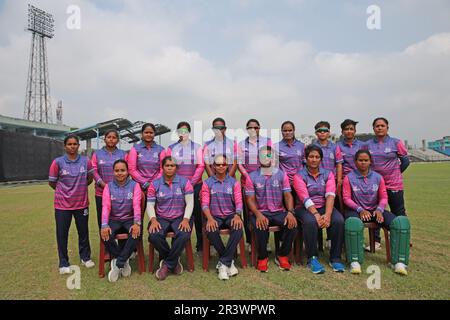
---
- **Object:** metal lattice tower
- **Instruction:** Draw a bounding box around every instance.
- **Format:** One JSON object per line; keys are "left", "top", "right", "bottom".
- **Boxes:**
{"left": 24, "top": 4, "right": 55, "bottom": 123}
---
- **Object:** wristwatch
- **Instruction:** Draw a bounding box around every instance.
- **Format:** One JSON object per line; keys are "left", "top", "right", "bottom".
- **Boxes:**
{"left": 235, "top": 212, "right": 243, "bottom": 219}
{"left": 288, "top": 209, "right": 295, "bottom": 215}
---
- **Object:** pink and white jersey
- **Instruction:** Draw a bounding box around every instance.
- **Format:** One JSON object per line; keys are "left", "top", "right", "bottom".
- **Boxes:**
{"left": 91, "top": 147, "right": 128, "bottom": 197}
{"left": 128, "top": 142, "right": 165, "bottom": 188}
{"left": 238, "top": 136, "right": 272, "bottom": 185}
{"left": 101, "top": 178, "right": 142, "bottom": 227}
{"left": 293, "top": 168, "right": 336, "bottom": 209}
{"left": 313, "top": 141, "right": 343, "bottom": 175}
{"left": 343, "top": 170, "right": 388, "bottom": 213}
{"left": 273, "top": 139, "right": 305, "bottom": 184}
{"left": 245, "top": 168, "right": 291, "bottom": 214}
{"left": 337, "top": 139, "right": 366, "bottom": 177}
{"left": 366, "top": 136, "right": 408, "bottom": 191}
{"left": 203, "top": 137, "right": 237, "bottom": 174}
{"left": 49, "top": 155, "right": 94, "bottom": 210}
{"left": 166, "top": 140, "right": 204, "bottom": 186}
{"left": 147, "top": 175, "right": 194, "bottom": 220}
{"left": 201, "top": 175, "right": 243, "bottom": 217}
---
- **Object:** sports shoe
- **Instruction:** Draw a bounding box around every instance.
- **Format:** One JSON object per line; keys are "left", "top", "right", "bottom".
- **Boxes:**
{"left": 81, "top": 259, "right": 95, "bottom": 268}
{"left": 329, "top": 261, "right": 345, "bottom": 273}
{"left": 108, "top": 259, "right": 120, "bottom": 282}
{"left": 275, "top": 256, "right": 291, "bottom": 271}
{"left": 217, "top": 262, "right": 229, "bottom": 280}
{"left": 257, "top": 258, "right": 269, "bottom": 273}
{"left": 350, "top": 262, "right": 362, "bottom": 274}
{"left": 59, "top": 266, "right": 72, "bottom": 275}
{"left": 173, "top": 258, "right": 184, "bottom": 275}
{"left": 155, "top": 260, "right": 170, "bottom": 281}
{"left": 227, "top": 260, "right": 239, "bottom": 277}
{"left": 307, "top": 256, "right": 325, "bottom": 274}
{"left": 394, "top": 262, "right": 408, "bottom": 276}
{"left": 365, "top": 242, "right": 381, "bottom": 252}
{"left": 121, "top": 259, "right": 132, "bottom": 277}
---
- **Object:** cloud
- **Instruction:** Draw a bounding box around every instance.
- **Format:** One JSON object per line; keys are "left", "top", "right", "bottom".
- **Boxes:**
{"left": 0, "top": 0, "right": 449, "bottom": 148}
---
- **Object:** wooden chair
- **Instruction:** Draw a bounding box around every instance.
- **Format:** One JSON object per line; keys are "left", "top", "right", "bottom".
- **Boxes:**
{"left": 99, "top": 196, "right": 146, "bottom": 278}
{"left": 99, "top": 233, "right": 146, "bottom": 278}
{"left": 148, "top": 231, "right": 195, "bottom": 273}
{"left": 248, "top": 211, "right": 295, "bottom": 268}
{"left": 364, "top": 222, "right": 391, "bottom": 263}
{"left": 202, "top": 224, "right": 248, "bottom": 271}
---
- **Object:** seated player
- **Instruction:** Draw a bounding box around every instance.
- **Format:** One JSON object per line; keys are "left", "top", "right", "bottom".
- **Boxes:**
{"left": 293, "top": 145, "right": 345, "bottom": 274}
{"left": 245, "top": 146, "right": 298, "bottom": 272}
{"left": 201, "top": 155, "right": 244, "bottom": 280}
{"left": 147, "top": 156, "right": 194, "bottom": 281}
{"left": 101, "top": 160, "right": 142, "bottom": 282}
{"left": 343, "top": 150, "right": 410, "bottom": 275}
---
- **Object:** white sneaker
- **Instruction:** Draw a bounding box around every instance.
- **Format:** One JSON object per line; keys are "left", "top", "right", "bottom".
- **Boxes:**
{"left": 365, "top": 242, "right": 381, "bottom": 252}
{"left": 129, "top": 252, "right": 137, "bottom": 260}
{"left": 59, "top": 266, "right": 72, "bottom": 275}
{"left": 121, "top": 259, "right": 132, "bottom": 277}
{"left": 394, "top": 263, "right": 408, "bottom": 276}
{"left": 350, "top": 262, "right": 362, "bottom": 274}
{"left": 81, "top": 259, "right": 95, "bottom": 268}
{"left": 227, "top": 260, "right": 239, "bottom": 277}
{"left": 217, "top": 262, "right": 229, "bottom": 280}
{"left": 108, "top": 259, "right": 121, "bottom": 282}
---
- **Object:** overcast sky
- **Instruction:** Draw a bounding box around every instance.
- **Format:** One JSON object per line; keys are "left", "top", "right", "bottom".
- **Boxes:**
{"left": 0, "top": 0, "right": 449, "bottom": 147}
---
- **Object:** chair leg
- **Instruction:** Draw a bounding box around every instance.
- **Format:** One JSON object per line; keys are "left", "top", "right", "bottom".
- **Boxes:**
{"left": 384, "top": 228, "right": 391, "bottom": 264}
{"left": 137, "top": 237, "right": 145, "bottom": 274}
{"left": 202, "top": 232, "right": 209, "bottom": 272}
{"left": 251, "top": 230, "right": 257, "bottom": 268}
{"left": 239, "top": 238, "right": 248, "bottom": 268}
{"left": 369, "top": 228, "right": 375, "bottom": 253}
{"left": 185, "top": 239, "right": 195, "bottom": 272}
{"left": 99, "top": 238, "right": 105, "bottom": 278}
{"left": 148, "top": 242, "right": 155, "bottom": 273}
{"left": 294, "top": 231, "right": 302, "bottom": 265}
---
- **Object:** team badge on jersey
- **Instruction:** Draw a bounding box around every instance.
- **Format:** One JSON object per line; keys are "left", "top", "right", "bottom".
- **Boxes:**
{"left": 256, "top": 183, "right": 264, "bottom": 189}
{"left": 272, "top": 180, "right": 280, "bottom": 188}
{"left": 79, "top": 166, "right": 86, "bottom": 173}
{"left": 384, "top": 147, "right": 391, "bottom": 153}
{"left": 372, "top": 184, "right": 379, "bottom": 192}
{"left": 226, "top": 187, "right": 232, "bottom": 194}
{"left": 99, "top": 160, "right": 105, "bottom": 165}
{"left": 61, "top": 169, "right": 69, "bottom": 176}
{"left": 175, "top": 188, "right": 183, "bottom": 195}
{"left": 127, "top": 192, "right": 133, "bottom": 200}
{"left": 329, "top": 153, "right": 335, "bottom": 159}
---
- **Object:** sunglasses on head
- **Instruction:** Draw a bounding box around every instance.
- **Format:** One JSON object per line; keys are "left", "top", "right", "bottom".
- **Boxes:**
{"left": 213, "top": 126, "right": 227, "bottom": 130}
{"left": 316, "top": 128, "right": 330, "bottom": 133}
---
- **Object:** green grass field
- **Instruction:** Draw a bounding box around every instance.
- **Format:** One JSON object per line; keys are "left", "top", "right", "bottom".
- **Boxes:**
{"left": 1, "top": 163, "right": 449, "bottom": 300}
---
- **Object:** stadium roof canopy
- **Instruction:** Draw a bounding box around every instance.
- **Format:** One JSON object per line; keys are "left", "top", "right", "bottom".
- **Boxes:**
{"left": 69, "top": 118, "right": 171, "bottom": 143}
{"left": 0, "top": 114, "right": 73, "bottom": 139}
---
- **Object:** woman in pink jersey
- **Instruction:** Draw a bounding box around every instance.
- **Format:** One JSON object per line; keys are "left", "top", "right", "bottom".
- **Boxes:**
{"left": 92, "top": 129, "right": 128, "bottom": 230}
{"left": 48, "top": 135, "right": 95, "bottom": 275}
{"left": 237, "top": 119, "right": 272, "bottom": 250}
{"left": 128, "top": 123, "right": 165, "bottom": 193}
{"left": 166, "top": 121, "right": 205, "bottom": 254}
{"left": 366, "top": 117, "right": 410, "bottom": 249}
{"left": 101, "top": 160, "right": 142, "bottom": 282}
{"left": 147, "top": 156, "right": 194, "bottom": 281}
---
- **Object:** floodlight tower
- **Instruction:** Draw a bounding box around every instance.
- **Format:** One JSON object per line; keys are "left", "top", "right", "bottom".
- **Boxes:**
{"left": 24, "top": 4, "right": 55, "bottom": 123}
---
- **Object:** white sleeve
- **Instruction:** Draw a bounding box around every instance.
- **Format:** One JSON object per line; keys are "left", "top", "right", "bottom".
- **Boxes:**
{"left": 146, "top": 202, "right": 156, "bottom": 220}
{"left": 183, "top": 193, "right": 194, "bottom": 220}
